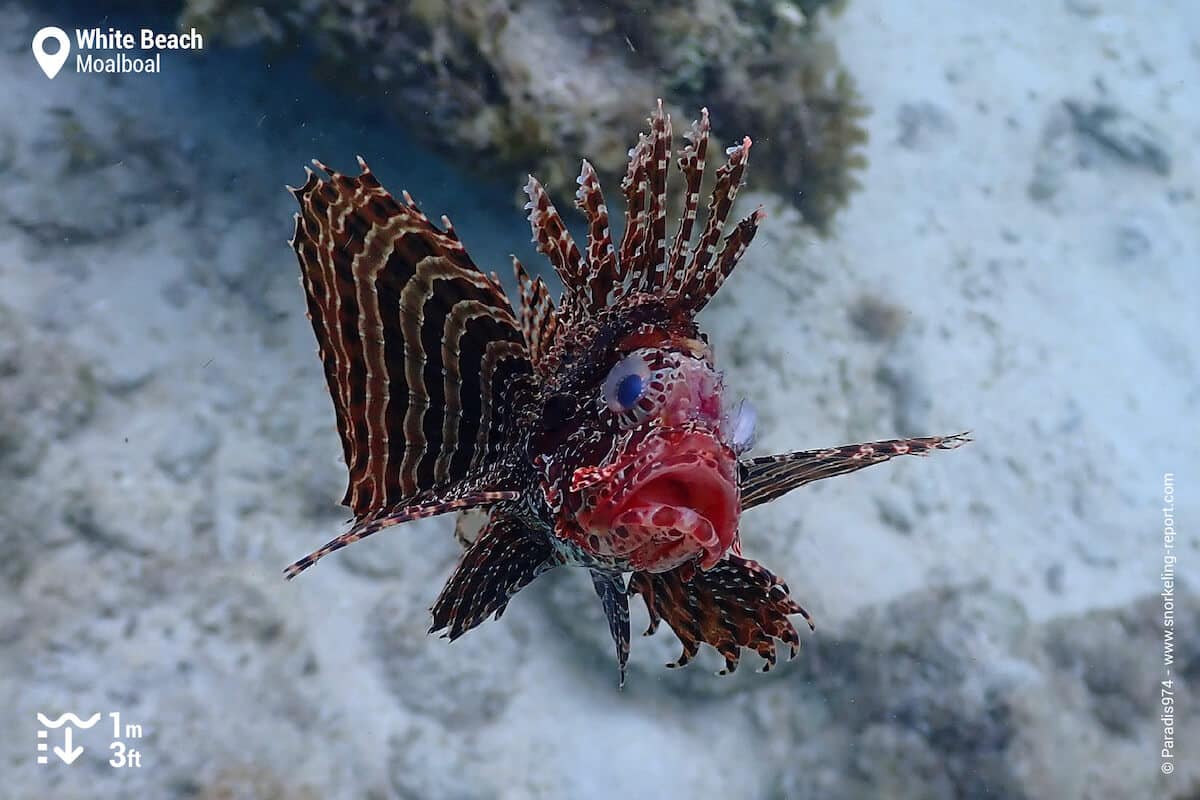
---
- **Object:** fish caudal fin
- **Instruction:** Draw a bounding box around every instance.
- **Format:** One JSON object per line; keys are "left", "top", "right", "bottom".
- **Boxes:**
{"left": 290, "top": 158, "right": 534, "bottom": 523}
{"left": 429, "top": 513, "right": 560, "bottom": 640}
{"left": 739, "top": 433, "right": 971, "bottom": 511}
{"left": 629, "top": 556, "right": 813, "bottom": 675}
{"left": 590, "top": 570, "right": 631, "bottom": 687}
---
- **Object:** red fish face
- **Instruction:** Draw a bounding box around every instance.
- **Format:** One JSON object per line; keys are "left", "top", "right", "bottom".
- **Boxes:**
{"left": 567, "top": 347, "right": 744, "bottom": 572}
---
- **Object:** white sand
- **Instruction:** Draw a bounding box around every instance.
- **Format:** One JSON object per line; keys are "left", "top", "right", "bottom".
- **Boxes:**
{"left": 0, "top": 1, "right": 1196, "bottom": 798}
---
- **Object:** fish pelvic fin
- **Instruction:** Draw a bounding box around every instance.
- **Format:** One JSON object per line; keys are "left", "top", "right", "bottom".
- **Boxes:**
{"left": 590, "top": 570, "right": 632, "bottom": 688}
{"left": 429, "top": 512, "right": 561, "bottom": 640}
{"left": 629, "top": 555, "right": 812, "bottom": 675}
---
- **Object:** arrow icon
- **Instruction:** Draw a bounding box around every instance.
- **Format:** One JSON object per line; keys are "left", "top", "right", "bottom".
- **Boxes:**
{"left": 54, "top": 727, "right": 83, "bottom": 765}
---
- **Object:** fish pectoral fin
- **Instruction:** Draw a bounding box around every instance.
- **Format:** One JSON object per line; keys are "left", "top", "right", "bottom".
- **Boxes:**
{"left": 429, "top": 514, "right": 559, "bottom": 641}
{"left": 738, "top": 432, "right": 971, "bottom": 511}
{"left": 628, "top": 555, "right": 813, "bottom": 675}
{"left": 589, "top": 570, "right": 631, "bottom": 688}
{"left": 291, "top": 158, "right": 533, "bottom": 521}
{"left": 284, "top": 490, "right": 519, "bottom": 580}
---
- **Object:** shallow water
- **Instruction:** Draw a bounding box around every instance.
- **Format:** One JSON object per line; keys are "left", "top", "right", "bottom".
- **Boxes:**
{"left": 2, "top": 2, "right": 1198, "bottom": 798}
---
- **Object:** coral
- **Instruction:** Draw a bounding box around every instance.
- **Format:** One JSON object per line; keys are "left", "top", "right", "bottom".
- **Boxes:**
{"left": 179, "top": 0, "right": 866, "bottom": 231}
{"left": 752, "top": 584, "right": 1200, "bottom": 800}
{"left": 607, "top": 0, "right": 866, "bottom": 229}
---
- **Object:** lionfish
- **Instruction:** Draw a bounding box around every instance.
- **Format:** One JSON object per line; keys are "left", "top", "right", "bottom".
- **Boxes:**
{"left": 285, "top": 100, "right": 967, "bottom": 684}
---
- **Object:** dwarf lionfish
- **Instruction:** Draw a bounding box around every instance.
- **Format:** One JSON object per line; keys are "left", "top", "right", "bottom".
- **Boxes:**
{"left": 285, "top": 100, "right": 968, "bottom": 684}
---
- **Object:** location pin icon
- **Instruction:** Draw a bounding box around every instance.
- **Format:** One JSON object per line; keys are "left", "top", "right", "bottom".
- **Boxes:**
{"left": 32, "top": 27, "right": 70, "bottom": 79}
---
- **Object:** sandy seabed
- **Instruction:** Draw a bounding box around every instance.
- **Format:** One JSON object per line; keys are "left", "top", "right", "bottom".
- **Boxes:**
{"left": 1, "top": 1, "right": 1197, "bottom": 798}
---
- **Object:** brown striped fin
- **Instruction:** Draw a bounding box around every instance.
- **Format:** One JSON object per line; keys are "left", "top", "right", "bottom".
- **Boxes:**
{"left": 429, "top": 513, "right": 561, "bottom": 640}
{"left": 664, "top": 109, "right": 710, "bottom": 294}
{"left": 618, "top": 129, "right": 654, "bottom": 293}
{"left": 284, "top": 490, "right": 520, "bottom": 579}
{"left": 524, "top": 175, "right": 584, "bottom": 325}
{"left": 683, "top": 206, "right": 765, "bottom": 314}
{"left": 574, "top": 159, "right": 618, "bottom": 312}
{"left": 290, "top": 157, "right": 532, "bottom": 522}
{"left": 635, "top": 99, "right": 672, "bottom": 294}
{"left": 513, "top": 256, "right": 559, "bottom": 375}
{"left": 520, "top": 104, "right": 761, "bottom": 325}
{"left": 679, "top": 136, "right": 752, "bottom": 307}
{"left": 629, "top": 555, "right": 812, "bottom": 675}
{"left": 739, "top": 433, "right": 971, "bottom": 510}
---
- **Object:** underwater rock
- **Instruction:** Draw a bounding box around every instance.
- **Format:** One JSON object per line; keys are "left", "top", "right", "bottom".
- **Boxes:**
{"left": 752, "top": 584, "right": 1200, "bottom": 799}
{"left": 180, "top": 0, "right": 867, "bottom": 231}
{"left": 0, "top": 306, "right": 99, "bottom": 587}
{"left": 1030, "top": 99, "right": 1172, "bottom": 205}
{"left": 96, "top": 357, "right": 157, "bottom": 396}
{"left": 1063, "top": 100, "right": 1171, "bottom": 176}
{"left": 1042, "top": 591, "right": 1199, "bottom": 738}
{"left": 896, "top": 101, "right": 957, "bottom": 151}
{"left": 849, "top": 294, "right": 909, "bottom": 342}
{"left": 754, "top": 586, "right": 1022, "bottom": 798}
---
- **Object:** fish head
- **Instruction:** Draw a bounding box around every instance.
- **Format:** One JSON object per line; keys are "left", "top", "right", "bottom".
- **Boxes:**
{"left": 536, "top": 307, "right": 754, "bottom": 573}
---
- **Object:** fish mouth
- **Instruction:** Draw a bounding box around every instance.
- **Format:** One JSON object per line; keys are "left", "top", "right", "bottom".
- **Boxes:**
{"left": 575, "top": 431, "right": 740, "bottom": 572}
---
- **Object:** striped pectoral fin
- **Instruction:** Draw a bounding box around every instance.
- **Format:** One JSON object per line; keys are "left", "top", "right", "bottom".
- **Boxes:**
{"left": 290, "top": 158, "right": 531, "bottom": 522}
{"left": 739, "top": 432, "right": 971, "bottom": 511}
{"left": 284, "top": 491, "right": 519, "bottom": 580}
{"left": 628, "top": 555, "right": 813, "bottom": 675}
{"left": 429, "top": 513, "right": 560, "bottom": 641}
{"left": 590, "top": 570, "right": 632, "bottom": 688}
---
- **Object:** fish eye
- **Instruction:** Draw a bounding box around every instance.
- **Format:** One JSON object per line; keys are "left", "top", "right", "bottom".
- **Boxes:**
{"left": 603, "top": 353, "right": 651, "bottom": 413}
